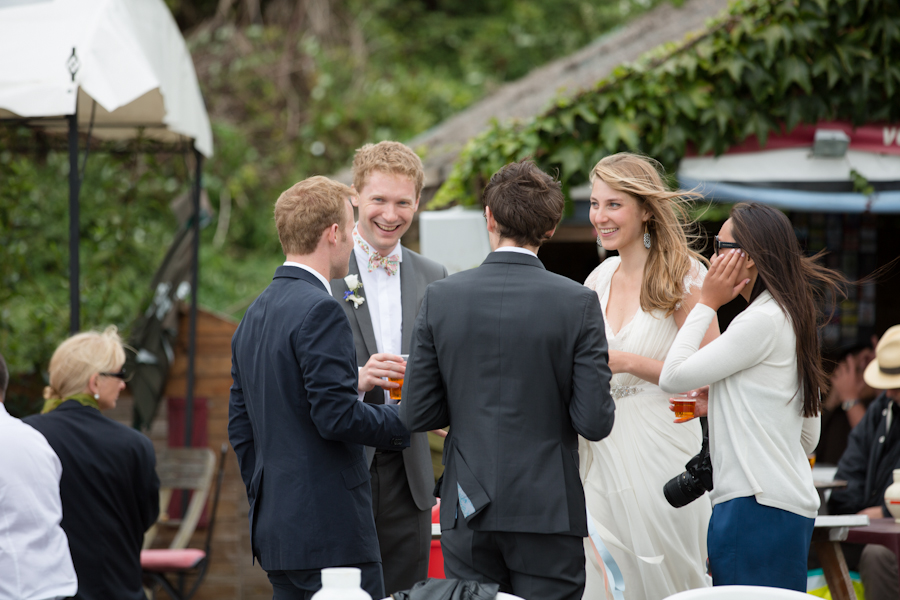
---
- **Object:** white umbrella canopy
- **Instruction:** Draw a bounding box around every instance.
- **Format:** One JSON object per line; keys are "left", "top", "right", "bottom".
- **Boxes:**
{"left": 0, "top": 0, "right": 213, "bottom": 157}
{"left": 0, "top": 0, "right": 211, "bottom": 443}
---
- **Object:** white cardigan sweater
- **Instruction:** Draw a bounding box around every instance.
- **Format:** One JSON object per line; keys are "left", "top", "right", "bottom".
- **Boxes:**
{"left": 659, "top": 290, "right": 821, "bottom": 518}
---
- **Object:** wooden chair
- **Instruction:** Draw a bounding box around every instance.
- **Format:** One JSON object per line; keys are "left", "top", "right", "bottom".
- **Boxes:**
{"left": 141, "top": 444, "right": 228, "bottom": 600}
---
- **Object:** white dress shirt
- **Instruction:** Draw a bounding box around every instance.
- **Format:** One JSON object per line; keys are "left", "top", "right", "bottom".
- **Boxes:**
{"left": 493, "top": 246, "right": 538, "bottom": 258}
{"left": 354, "top": 236, "right": 403, "bottom": 404}
{"left": 284, "top": 261, "right": 332, "bottom": 294}
{"left": 0, "top": 403, "right": 78, "bottom": 600}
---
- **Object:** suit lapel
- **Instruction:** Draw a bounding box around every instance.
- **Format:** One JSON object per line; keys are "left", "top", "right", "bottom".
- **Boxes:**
{"left": 348, "top": 254, "right": 379, "bottom": 357}
{"left": 400, "top": 249, "right": 417, "bottom": 354}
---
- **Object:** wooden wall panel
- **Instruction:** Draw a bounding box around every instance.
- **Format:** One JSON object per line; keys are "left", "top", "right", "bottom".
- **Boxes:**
{"left": 146, "top": 305, "right": 272, "bottom": 600}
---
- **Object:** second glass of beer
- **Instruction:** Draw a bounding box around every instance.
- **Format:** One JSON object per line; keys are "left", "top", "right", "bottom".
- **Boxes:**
{"left": 388, "top": 354, "right": 409, "bottom": 402}
{"left": 672, "top": 393, "right": 696, "bottom": 420}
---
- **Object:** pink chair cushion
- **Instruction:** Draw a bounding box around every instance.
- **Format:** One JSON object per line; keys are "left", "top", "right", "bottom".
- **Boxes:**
{"left": 141, "top": 548, "right": 206, "bottom": 572}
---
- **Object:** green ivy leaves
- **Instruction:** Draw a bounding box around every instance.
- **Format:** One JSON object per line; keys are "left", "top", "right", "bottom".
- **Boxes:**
{"left": 434, "top": 0, "right": 900, "bottom": 208}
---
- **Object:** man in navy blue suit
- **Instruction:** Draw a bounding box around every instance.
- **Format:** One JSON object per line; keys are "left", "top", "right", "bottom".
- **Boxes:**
{"left": 228, "top": 176, "right": 411, "bottom": 600}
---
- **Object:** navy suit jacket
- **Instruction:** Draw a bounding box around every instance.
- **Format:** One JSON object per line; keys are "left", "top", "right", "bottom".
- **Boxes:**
{"left": 228, "top": 265, "right": 410, "bottom": 571}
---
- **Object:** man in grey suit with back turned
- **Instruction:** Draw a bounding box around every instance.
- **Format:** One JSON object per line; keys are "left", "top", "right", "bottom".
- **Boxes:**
{"left": 331, "top": 141, "right": 447, "bottom": 594}
{"left": 400, "top": 160, "right": 615, "bottom": 600}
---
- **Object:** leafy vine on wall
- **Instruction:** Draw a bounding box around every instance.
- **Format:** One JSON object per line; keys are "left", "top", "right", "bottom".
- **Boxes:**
{"left": 433, "top": 0, "right": 900, "bottom": 208}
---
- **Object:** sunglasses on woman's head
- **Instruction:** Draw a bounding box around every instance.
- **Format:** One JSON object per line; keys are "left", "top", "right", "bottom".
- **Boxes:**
{"left": 100, "top": 369, "right": 132, "bottom": 382}
{"left": 714, "top": 236, "right": 741, "bottom": 255}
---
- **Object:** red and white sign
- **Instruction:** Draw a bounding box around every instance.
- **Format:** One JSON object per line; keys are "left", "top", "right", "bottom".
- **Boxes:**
{"left": 686, "top": 121, "right": 900, "bottom": 156}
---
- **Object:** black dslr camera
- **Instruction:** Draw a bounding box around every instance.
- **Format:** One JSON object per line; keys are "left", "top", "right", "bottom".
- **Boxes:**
{"left": 663, "top": 418, "right": 713, "bottom": 508}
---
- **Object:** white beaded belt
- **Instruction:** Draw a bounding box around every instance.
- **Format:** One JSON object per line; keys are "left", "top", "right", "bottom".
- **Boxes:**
{"left": 611, "top": 384, "right": 643, "bottom": 400}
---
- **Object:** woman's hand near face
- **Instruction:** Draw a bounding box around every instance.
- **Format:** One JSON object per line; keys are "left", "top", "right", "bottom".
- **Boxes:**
{"left": 699, "top": 250, "right": 750, "bottom": 311}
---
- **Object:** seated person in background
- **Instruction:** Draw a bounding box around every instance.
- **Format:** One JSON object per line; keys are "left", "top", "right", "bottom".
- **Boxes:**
{"left": 829, "top": 325, "right": 900, "bottom": 600}
{"left": 24, "top": 327, "right": 160, "bottom": 600}
{"left": 0, "top": 351, "right": 77, "bottom": 600}
{"left": 816, "top": 337, "right": 879, "bottom": 465}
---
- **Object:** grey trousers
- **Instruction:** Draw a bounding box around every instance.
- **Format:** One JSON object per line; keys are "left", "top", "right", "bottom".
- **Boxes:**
{"left": 858, "top": 544, "right": 900, "bottom": 600}
{"left": 840, "top": 542, "right": 900, "bottom": 600}
{"left": 370, "top": 451, "right": 431, "bottom": 595}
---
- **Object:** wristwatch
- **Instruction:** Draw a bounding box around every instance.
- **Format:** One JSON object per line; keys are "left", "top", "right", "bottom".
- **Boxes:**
{"left": 842, "top": 399, "right": 860, "bottom": 411}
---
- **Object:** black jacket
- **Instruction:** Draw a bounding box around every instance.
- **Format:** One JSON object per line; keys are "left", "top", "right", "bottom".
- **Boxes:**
{"left": 829, "top": 393, "right": 900, "bottom": 517}
{"left": 25, "top": 401, "right": 160, "bottom": 600}
{"left": 400, "top": 251, "right": 615, "bottom": 536}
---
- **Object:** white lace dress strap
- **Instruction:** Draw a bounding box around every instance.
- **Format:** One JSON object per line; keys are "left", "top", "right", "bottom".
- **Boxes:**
{"left": 584, "top": 257, "right": 620, "bottom": 295}
{"left": 675, "top": 258, "right": 708, "bottom": 310}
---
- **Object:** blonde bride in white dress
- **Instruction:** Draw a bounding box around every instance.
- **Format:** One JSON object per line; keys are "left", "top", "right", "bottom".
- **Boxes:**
{"left": 580, "top": 153, "right": 718, "bottom": 600}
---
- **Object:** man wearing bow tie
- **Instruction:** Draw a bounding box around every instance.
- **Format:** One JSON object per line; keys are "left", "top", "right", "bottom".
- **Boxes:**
{"left": 331, "top": 141, "right": 448, "bottom": 594}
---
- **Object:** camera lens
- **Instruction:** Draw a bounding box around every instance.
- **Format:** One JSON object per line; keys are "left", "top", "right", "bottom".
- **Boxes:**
{"left": 663, "top": 471, "right": 706, "bottom": 508}
{"left": 663, "top": 417, "right": 712, "bottom": 508}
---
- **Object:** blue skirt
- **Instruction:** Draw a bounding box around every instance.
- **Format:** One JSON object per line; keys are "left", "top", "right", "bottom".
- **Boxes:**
{"left": 708, "top": 495, "right": 814, "bottom": 592}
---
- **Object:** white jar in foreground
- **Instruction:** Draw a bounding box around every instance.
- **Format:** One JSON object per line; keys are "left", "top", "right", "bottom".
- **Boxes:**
{"left": 311, "top": 568, "right": 373, "bottom": 600}
{"left": 885, "top": 469, "right": 900, "bottom": 523}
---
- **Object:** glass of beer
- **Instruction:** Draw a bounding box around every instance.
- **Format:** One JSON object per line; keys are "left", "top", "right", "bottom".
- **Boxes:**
{"left": 388, "top": 354, "right": 408, "bottom": 402}
{"left": 672, "top": 393, "right": 696, "bottom": 420}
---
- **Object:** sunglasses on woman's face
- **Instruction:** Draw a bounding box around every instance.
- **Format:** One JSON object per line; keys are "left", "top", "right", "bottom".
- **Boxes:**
{"left": 714, "top": 236, "right": 741, "bottom": 256}
{"left": 100, "top": 369, "right": 133, "bottom": 382}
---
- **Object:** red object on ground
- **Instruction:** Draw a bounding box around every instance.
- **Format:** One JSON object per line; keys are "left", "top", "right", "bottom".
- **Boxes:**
{"left": 428, "top": 499, "right": 445, "bottom": 578}
{"left": 141, "top": 548, "right": 206, "bottom": 572}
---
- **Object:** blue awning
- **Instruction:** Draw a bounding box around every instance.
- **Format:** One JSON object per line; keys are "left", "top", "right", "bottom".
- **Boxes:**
{"left": 677, "top": 176, "right": 900, "bottom": 214}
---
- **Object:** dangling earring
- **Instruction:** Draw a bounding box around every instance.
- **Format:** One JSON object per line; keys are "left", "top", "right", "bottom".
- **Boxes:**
{"left": 643, "top": 223, "right": 651, "bottom": 249}
{"left": 93, "top": 393, "right": 100, "bottom": 400}
{"left": 596, "top": 234, "right": 603, "bottom": 247}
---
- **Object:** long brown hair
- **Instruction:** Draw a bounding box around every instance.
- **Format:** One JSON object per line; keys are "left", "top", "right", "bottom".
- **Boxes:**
{"left": 591, "top": 153, "right": 706, "bottom": 316}
{"left": 729, "top": 203, "right": 847, "bottom": 417}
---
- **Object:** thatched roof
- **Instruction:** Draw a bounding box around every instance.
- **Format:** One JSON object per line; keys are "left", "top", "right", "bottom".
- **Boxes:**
{"left": 333, "top": 0, "right": 730, "bottom": 191}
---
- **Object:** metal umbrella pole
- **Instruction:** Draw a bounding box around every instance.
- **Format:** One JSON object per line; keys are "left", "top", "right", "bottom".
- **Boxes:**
{"left": 183, "top": 146, "right": 202, "bottom": 448}
{"left": 67, "top": 48, "right": 81, "bottom": 335}
{"left": 68, "top": 110, "right": 80, "bottom": 334}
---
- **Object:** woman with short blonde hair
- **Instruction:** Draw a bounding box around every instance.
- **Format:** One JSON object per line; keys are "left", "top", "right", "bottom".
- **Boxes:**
{"left": 42, "top": 326, "right": 127, "bottom": 411}
{"left": 25, "top": 327, "right": 159, "bottom": 600}
{"left": 580, "top": 152, "right": 718, "bottom": 599}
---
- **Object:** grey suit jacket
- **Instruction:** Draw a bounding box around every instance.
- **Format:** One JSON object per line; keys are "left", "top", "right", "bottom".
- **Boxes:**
{"left": 400, "top": 251, "right": 615, "bottom": 536}
{"left": 332, "top": 246, "right": 449, "bottom": 511}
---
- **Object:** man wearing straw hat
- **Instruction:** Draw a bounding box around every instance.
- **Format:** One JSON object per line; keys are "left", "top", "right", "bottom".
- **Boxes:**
{"left": 829, "top": 325, "right": 900, "bottom": 600}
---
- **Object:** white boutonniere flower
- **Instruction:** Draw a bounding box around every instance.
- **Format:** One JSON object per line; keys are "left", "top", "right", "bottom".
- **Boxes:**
{"left": 343, "top": 274, "right": 365, "bottom": 309}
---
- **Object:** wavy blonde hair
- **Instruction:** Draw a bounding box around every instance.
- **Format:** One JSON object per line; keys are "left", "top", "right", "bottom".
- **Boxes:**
{"left": 43, "top": 326, "right": 126, "bottom": 400}
{"left": 590, "top": 153, "right": 706, "bottom": 316}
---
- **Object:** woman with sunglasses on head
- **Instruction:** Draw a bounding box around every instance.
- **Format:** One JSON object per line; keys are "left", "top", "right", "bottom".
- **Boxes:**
{"left": 25, "top": 327, "right": 160, "bottom": 600}
{"left": 660, "top": 202, "right": 844, "bottom": 592}
{"left": 581, "top": 153, "right": 718, "bottom": 599}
